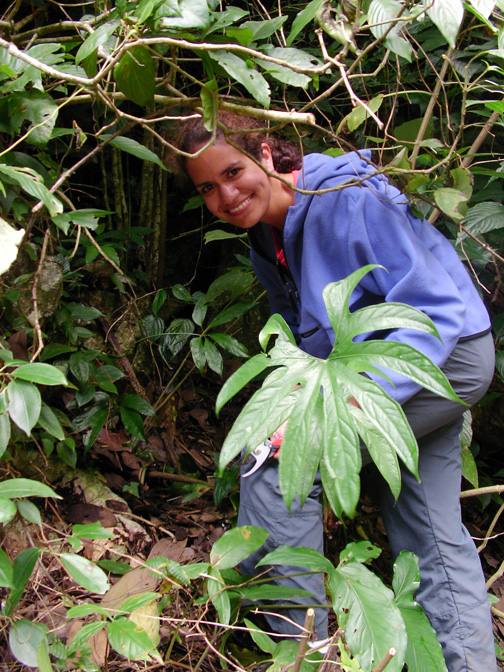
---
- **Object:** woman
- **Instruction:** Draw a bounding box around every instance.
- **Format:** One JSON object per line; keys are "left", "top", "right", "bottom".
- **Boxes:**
{"left": 177, "top": 112, "right": 496, "bottom": 672}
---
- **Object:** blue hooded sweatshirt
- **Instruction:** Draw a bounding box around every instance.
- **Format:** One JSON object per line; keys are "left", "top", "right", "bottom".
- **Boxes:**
{"left": 249, "top": 151, "right": 491, "bottom": 405}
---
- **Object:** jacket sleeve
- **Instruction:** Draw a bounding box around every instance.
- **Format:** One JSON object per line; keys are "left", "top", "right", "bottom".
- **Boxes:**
{"left": 340, "top": 183, "right": 469, "bottom": 404}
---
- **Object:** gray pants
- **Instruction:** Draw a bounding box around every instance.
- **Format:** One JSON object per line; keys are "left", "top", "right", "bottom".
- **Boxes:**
{"left": 238, "top": 332, "right": 497, "bottom": 672}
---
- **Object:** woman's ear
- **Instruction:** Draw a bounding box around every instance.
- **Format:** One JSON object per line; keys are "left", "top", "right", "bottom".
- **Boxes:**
{"left": 260, "top": 142, "right": 274, "bottom": 170}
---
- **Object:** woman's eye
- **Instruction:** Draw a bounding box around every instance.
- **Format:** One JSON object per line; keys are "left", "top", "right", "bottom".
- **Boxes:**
{"left": 228, "top": 168, "right": 240, "bottom": 178}
{"left": 201, "top": 184, "right": 213, "bottom": 195}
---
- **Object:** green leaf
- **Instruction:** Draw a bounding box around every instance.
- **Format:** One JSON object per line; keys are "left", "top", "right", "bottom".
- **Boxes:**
{"left": 426, "top": 0, "right": 464, "bottom": 47}
{"left": 151, "top": 289, "right": 166, "bottom": 316}
{"left": 16, "top": 499, "right": 42, "bottom": 525}
{"left": 208, "top": 51, "right": 270, "bottom": 108}
{"left": 67, "top": 603, "right": 112, "bottom": 619}
{"left": 392, "top": 551, "right": 447, "bottom": 672}
{"left": 207, "top": 300, "right": 256, "bottom": 329}
{"left": 120, "top": 407, "right": 146, "bottom": 440}
{"left": 258, "top": 545, "right": 335, "bottom": 574}
{"left": 95, "top": 364, "right": 125, "bottom": 387}
{"left": 206, "top": 566, "right": 231, "bottom": 624}
{"left": 8, "top": 548, "right": 41, "bottom": 613}
{"left": 114, "top": 46, "right": 155, "bottom": 107}
{"left": 56, "top": 437, "right": 77, "bottom": 468}
{"left": 215, "top": 352, "right": 271, "bottom": 415}
{"left": 36, "top": 634, "right": 53, "bottom": 672}
{"left": 115, "top": 591, "right": 160, "bottom": 615}
{"left": 8, "top": 90, "right": 58, "bottom": 146}
{"left": 462, "top": 202, "right": 504, "bottom": 236}
{"left": 0, "top": 547, "right": 13, "bottom": 588}
{"left": 38, "top": 403, "right": 65, "bottom": 440}
{"left": 172, "top": 283, "right": 193, "bottom": 302}
{"left": 243, "top": 617, "right": 277, "bottom": 653}
{"left": 209, "top": 333, "right": 249, "bottom": 358}
{"left": 72, "top": 522, "right": 114, "bottom": 539}
{"left": 238, "top": 584, "right": 314, "bottom": 601}
{"left": 0, "top": 478, "right": 61, "bottom": 499}
{"left": 67, "top": 622, "right": 107, "bottom": 653}
{"left": 287, "top": 0, "right": 324, "bottom": 46}
{"left": 0, "top": 164, "right": 62, "bottom": 216}
{"left": 121, "top": 394, "right": 156, "bottom": 416}
{"left": 204, "top": 338, "right": 223, "bottom": 376}
{"left": 0, "top": 412, "right": 11, "bottom": 457}
{"left": 52, "top": 209, "right": 112, "bottom": 233}
{"left": 162, "top": 318, "right": 194, "bottom": 356}
{"left": 107, "top": 617, "right": 156, "bottom": 659}
{"left": 190, "top": 336, "right": 207, "bottom": 373}
{"left": 339, "top": 541, "right": 382, "bottom": 565}
{"left": 433, "top": 188, "right": 468, "bottom": 223}
{"left": 75, "top": 20, "right": 119, "bottom": 64}
{"left": 217, "top": 266, "right": 462, "bottom": 516}
{"left": 60, "top": 553, "right": 110, "bottom": 594}
{"left": 10, "top": 362, "right": 69, "bottom": 386}
{"left": 329, "top": 560, "right": 407, "bottom": 672}
{"left": 210, "top": 526, "right": 270, "bottom": 570}
{"left": 462, "top": 446, "right": 479, "bottom": 488}
{"left": 105, "top": 135, "right": 167, "bottom": 169}
{"left": 0, "top": 495, "right": 17, "bottom": 523}
{"left": 9, "top": 620, "right": 47, "bottom": 667}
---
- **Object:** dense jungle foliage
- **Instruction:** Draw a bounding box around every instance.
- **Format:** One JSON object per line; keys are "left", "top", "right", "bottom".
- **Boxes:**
{"left": 2, "top": 0, "right": 504, "bottom": 670}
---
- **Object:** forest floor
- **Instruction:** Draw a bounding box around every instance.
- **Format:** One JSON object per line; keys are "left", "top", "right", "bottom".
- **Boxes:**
{"left": 1, "top": 375, "right": 504, "bottom": 672}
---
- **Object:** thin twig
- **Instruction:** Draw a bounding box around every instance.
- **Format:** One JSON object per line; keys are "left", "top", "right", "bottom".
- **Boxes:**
{"left": 293, "top": 609, "right": 315, "bottom": 672}
{"left": 460, "top": 484, "right": 504, "bottom": 499}
{"left": 371, "top": 647, "right": 397, "bottom": 672}
{"left": 30, "top": 227, "right": 51, "bottom": 362}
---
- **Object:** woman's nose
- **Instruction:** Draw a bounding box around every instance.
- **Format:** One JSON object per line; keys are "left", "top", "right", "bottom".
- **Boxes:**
{"left": 218, "top": 182, "right": 238, "bottom": 204}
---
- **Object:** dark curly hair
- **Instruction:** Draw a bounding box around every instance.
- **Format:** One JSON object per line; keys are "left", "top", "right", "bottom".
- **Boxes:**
{"left": 176, "top": 111, "right": 302, "bottom": 175}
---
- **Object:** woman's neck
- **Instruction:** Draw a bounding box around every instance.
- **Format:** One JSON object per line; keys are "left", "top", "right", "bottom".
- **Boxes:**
{"left": 264, "top": 171, "right": 297, "bottom": 230}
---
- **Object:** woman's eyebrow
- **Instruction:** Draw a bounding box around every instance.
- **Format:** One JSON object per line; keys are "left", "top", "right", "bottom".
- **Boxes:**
{"left": 194, "top": 161, "right": 242, "bottom": 188}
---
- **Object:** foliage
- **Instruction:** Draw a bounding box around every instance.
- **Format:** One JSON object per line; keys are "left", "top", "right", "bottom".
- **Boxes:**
{"left": 2, "top": 0, "right": 504, "bottom": 669}
{"left": 217, "top": 265, "right": 462, "bottom": 517}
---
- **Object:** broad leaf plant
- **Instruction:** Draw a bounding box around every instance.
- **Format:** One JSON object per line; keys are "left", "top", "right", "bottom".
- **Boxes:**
{"left": 217, "top": 265, "right": 464, "bottom": 517}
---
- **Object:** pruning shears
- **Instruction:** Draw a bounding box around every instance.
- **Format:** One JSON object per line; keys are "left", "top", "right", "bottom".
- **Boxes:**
{"left": 242, "top": 434, "right": 283, "bottom": 478}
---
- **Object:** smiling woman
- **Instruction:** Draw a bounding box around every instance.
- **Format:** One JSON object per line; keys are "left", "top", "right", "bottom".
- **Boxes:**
{"left": 175, "top": 111, "right": 497, "bottom": 672}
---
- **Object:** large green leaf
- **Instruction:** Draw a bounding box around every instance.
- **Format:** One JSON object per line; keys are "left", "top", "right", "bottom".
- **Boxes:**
{"left": 426, "top": 0, "right": 464, "bottom": 47}
{"left": 9, "top": 620, "right": 47, "bottom": 667}
{"left": 0, "top": 547, "right": 13, "bottom": 588}
{"left": 0, "top": 495, "right": 17, "bottom": 523}
{"left": 108, "top": 617, "right": 158, "bottom": 659}
{"left": 75, "top": 20, "right": 119, "bottom": 64}
{"left": 8, "top": 90, "right": 58, "bottom": 146}
{"left": 287, "top": 0, "right": 324, "bottom": 46}
{"left": 206, "top": 565, "right": 231, "bottom": 624}
{"left": 328, "top": 560, "right": 407, "bottom": 672}
{"left": 114, "top": 46, "right": 156, "bottom": 107}
{"left": 210, "top": 526, "right": 269, "bottom": 570}
{"left": 0, "top": 478, "right": 61, "bottom": 499}
{"left": 10, "top": 362, "right": 68, "bottom": 386}
{"left": 7, "top": 379, "right": 41, "bottom": 435}
{"left": 217, "top": 266, "right": 461, "bottom": 517}
{"left": 37, "top": 403, "right": 65, "bottom": 440}
{"left": 60, "top": 553, "right": 110, "bottom": 594}
{"left": 0, "top": 164, "right": 62, "bottom": 216}
{"left": 0, "top": 411, "right": 10, "bottom": 457}
{"left": 8, "top": 548, "right": 41, "bottom": 613}
{"left": 208, "top": 51, "right": 270, "bottom": 108}
{"left": 392, "top": 552, "right": 447, "bottom": 672}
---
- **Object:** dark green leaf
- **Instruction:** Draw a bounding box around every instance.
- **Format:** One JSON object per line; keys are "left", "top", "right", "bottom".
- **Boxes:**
{"left": 151, "top": 289, "right": 167, "bottom": 316}
{"left": 121, "top": 394, "right": 156, "bottom": 416}
{"left": 73, "top": 522, "right": 114, "bottom": 539}
{"left": 8, "top": 548, "right": 41, "bottom": 613}
{"left": 106, "top": 135, "right": 167, "bottom": 170}
{"left": 0, "top": 547, "right": 13, "bottom": 588}
{"left": 206, "top": 566, "right": 231, "bottom": 624}
{"left": 0, "top": 165, "right": 62, "bottom": 216}
{"left": 142, "top": 315, "right": 165, "bottom": 342}
{"left": 172, "top": 284, "right": 193, "bottom": 302}
{"left": 287, "top": 0, "right": 324, "bottom": 46}
{"left": 56, "top": 438, "right": 77, "bottom": 468}
{"left": 258, "top": 546, "right": 334, "bottom": 574}
{"left": 8, "top": 90, "right": 58, "bottom": 146}
{"left": 162, "top": 318, "right": 194, "bottom": 356}
{"left": 209, "top": 333, "right": 249, "bottom": 358}
{"left": 37, "top": 403, "right": 65, "bottom": 440}
{"left": 120, "top": 407, "right": 145, "bottom": 440}
{"left": 114, "top": 46, "right": 155, "bottom": 107}
{"left": 0, "top": 412, "right": 11, "bottom": 457}
{"left": 208, "top": 300, "right": 256, "bottom": 329}
{"left": 204, "top": 338, "right": 223, "bottom": 376}
{"left": 392, "top": 551, "right": 447, "bottom": 672}
{"left": 190, "top": 336, "right": 207, "bottom": 373}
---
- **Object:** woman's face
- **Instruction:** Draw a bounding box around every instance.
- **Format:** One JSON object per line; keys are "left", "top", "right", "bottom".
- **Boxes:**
{"left": 185, "top": 141, "right": 277, "bottom": 229}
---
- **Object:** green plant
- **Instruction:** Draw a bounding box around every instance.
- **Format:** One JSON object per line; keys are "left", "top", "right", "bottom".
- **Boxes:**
{"left": 216, "top": 266, "right": 462, "bottom": 517}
